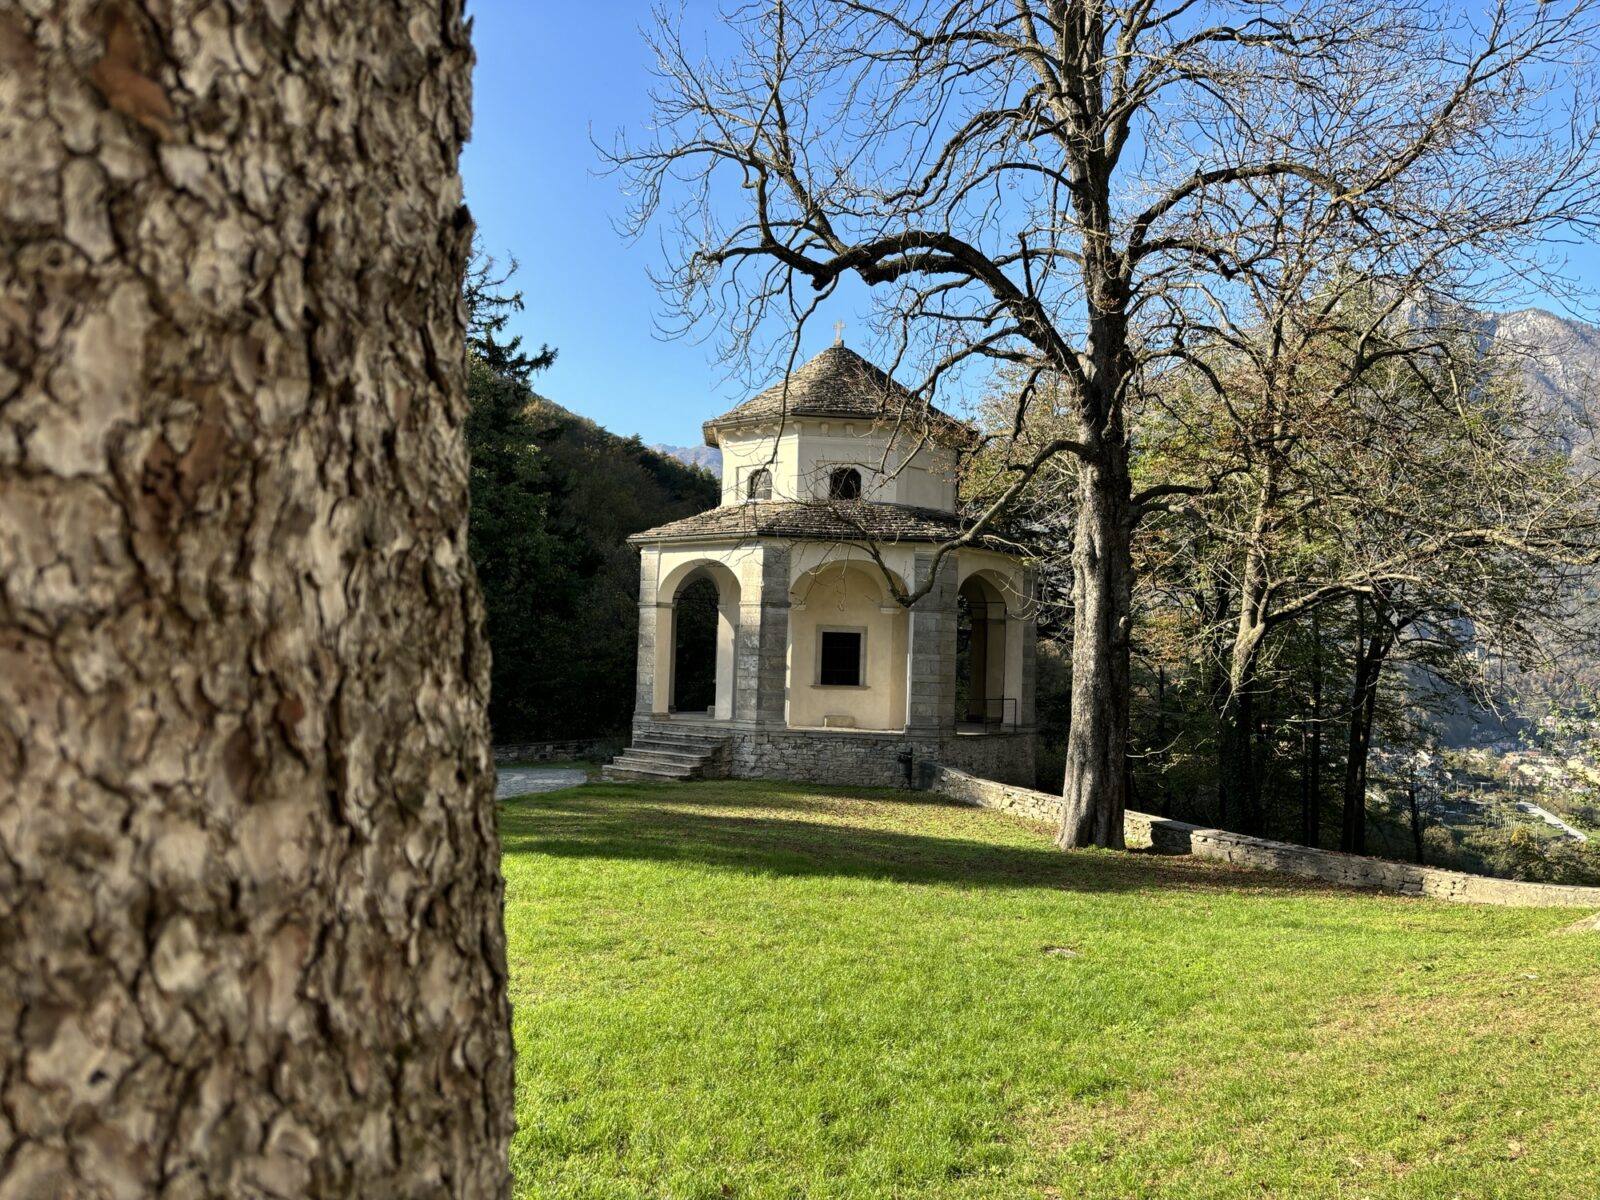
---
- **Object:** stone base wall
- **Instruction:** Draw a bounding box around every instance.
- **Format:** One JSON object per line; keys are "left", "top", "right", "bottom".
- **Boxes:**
{"left": 928, "top": 764, "right": 1600, "bottom": 911}
{"left": 632, "top": 719, "right": 1035, "bottom": 789}
{"left": 492, "top": 736, "right": 625, "bottom": 765}
{"left": 925, "top": 762, "right": 1062, "bottom": 823}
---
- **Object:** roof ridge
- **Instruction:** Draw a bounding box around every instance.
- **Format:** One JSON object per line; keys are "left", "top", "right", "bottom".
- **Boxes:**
{"left": 702, "top": 344, "right": 973, "bottom": 445}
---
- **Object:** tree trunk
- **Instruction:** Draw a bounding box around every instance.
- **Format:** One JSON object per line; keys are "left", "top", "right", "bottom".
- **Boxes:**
{"left": 1258, "top": 697, "right": 1278, "bottom": 837}
{"left": 1216, "top": 455, "right": 1277, "bottom": 835}
{"left": 1304, "top": 610, "right": 1323, "bottom": 847}
{"left": 1408, "top": 774, "right": 1427, "bottom": 865}
{"left": 0, "top": 6, "right": 513, "bottom": 1197}
{"left": 1340, "top": 603, "right": 1392, "bottom": 856}
{"left": 1059, "top": 450, "right": 1133, "bottom": 849}
{"left": 1217, "top": 691, "right": 1258, "bottom": 833}
{"left": 1153, "top": 665, "right": 1173, "bottom": 818}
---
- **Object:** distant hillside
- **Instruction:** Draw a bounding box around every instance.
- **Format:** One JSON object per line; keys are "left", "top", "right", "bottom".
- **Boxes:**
{"left": 491, "top": 394, "right": 719, "bottom": 742}
{"left": 1484, "top": 308, "right": 1600, "bottom": 455}
{"left": 1455, "top": 309, "right": 1600, "bottom": 732}
{"left": 651, "top": 443, "right": 724, "bottom": 477}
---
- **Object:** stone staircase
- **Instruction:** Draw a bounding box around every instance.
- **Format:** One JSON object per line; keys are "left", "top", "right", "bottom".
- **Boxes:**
{"left": 602, "top": 729, "right": 731, "bottom": 783}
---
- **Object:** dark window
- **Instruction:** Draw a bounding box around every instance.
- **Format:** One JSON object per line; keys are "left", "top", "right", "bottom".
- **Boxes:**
{"left": 828, "top": 467, "right": 862, "bottom": 500}
{"left": 819, "top": 630, "right": 863, "bottom": 686}
{"left": 746, "top": 467, "right": 772, "bottom": 500}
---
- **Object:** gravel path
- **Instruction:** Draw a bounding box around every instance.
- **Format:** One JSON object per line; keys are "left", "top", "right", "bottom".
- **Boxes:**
{"left": 496, "top": 767, "right": 587, "bottom": 799}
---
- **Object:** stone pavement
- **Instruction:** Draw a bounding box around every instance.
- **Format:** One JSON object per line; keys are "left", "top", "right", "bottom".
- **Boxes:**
{"left": 496, "top": 767, "right": 586, "bottom": 799}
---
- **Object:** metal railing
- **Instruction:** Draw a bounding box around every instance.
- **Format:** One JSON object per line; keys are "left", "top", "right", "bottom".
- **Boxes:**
{"left": 960, "top": 696, "right": 1018, "bottom": 731}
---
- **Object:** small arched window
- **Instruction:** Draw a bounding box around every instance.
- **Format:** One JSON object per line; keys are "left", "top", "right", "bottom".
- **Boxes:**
{"left": 746, "top": 467, "right": 773, "bottom": 501}
{"left": 828, "top": 467, "right": 862, "bottom": 500}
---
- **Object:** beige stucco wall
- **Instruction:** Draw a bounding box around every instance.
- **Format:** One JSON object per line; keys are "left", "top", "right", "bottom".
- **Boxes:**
{"left": 786, "top": 561, "right": 909, "bottom": 731}
{"left": 637, "top": 539, "right": 1030, "bottom": 734}
{"left": 716, "top": 421, "right": 958, "bottom": 510}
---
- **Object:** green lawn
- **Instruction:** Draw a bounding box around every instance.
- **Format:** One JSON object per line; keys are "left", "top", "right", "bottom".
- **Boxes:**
{"left": 501, "top": 779, "right": 1600, "bottom": 1199}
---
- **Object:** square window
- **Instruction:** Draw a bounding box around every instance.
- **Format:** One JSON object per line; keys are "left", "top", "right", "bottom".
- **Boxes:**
{"left": 818, "top": 630, "right": 863, "bottom": 686}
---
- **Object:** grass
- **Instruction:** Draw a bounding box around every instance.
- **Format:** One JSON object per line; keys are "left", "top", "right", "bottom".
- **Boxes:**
{"left": 500, "top": 778, "right": 1600, "bottom": 1199}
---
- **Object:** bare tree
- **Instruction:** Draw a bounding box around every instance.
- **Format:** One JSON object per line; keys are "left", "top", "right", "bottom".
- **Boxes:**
{"left": 0, "top": 4, "right": 512, "bottom": 1195}
{"left": 1156, "top": 274, "right": 1600, "bottom": 828}
{"left": 615, "top": 0, "right": 1600, "bottom": 846}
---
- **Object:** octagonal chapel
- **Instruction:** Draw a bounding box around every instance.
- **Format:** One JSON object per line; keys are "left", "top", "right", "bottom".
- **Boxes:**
{"left": 604, "top": 341, "right": 1038, "bottom": 788}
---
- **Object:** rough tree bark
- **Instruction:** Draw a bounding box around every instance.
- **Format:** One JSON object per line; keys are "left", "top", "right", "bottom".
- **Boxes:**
{"left": 1058, "top": 448, "right": 1133, "bottom": 850}
{"left": 0, "top": 4, "right": 513, "bottom": 1197}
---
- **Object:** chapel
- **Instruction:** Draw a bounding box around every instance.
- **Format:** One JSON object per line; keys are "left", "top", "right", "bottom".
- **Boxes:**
{"left": 604, "top": 339, "right": 1037, "bottom": 787}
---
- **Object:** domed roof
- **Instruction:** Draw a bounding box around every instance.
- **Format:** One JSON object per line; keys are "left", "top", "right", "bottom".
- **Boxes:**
{"left": 703, "top": 344, "right": 974, "bottom": 447}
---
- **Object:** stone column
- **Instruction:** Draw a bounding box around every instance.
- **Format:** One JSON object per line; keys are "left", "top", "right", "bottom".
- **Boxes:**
{"left": 713, "top": 593, "right": 739, "bottom": 720}
{"left": 635, "top": 548, "right": 662, "bottom": 717}
{"left": 736, "top": 543, "right": 790, "bottom": 725}
{"left": 905, "top": 550, "right": 957, "bottom": 735}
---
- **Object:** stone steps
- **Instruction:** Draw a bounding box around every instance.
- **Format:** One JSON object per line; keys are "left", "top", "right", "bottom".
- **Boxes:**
{"left": 621, "top": 747, "right": 708, "bottom": 768}
{"left": 632, "top": 736, "right": 721, "bottom": 755}
{"left": 601, "top": 730, "right": 731, "bottom": 784}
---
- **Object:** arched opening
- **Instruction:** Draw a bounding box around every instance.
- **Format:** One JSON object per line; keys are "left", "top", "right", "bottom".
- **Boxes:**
{"left": 828, "top": 467, "right": 862, "bottom": 500}
{"left": 672, "top": 577, "right": 719, "bottom": 713}
{"left": 956, "top": 574, "right": 1009, "bottom": 727}
{"left": 746, "top": 467, "right": 772, "bottom": 500}
{"left": 651, "top": 561, "right": 741, "bottom": 721}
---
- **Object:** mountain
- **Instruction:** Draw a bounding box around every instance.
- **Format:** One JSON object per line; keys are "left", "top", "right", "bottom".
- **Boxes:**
{"left": 1465, "top": 308, "right": 1600, "bottom": 728}
{"left": 1483, "top": 307, "right": 1600, "bottom": 453}
{"left": 651, "top": 443, "right": 723, "bottom": 477}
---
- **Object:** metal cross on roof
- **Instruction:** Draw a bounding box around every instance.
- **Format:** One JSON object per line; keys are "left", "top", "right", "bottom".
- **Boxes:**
{"left": 833, "top": 320, "right": 845, "bottom": 346}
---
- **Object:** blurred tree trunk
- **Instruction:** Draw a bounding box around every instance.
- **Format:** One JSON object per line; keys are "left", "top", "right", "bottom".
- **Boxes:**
{"left": 0, "top": 4, "right": 513, "bottom": 1196}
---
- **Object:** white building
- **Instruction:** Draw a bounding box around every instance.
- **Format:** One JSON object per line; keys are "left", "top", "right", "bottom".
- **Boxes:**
{"left": 605, "top": 342, "right": 1038, "bottom": 788}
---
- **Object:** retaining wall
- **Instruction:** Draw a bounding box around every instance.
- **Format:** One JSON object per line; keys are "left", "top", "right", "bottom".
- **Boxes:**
{"left": 492, "top": 736, "right": 624, "bottom": 765}
{"left": 627, "top": 718, "right": 1035, "bottom": 789}
{"left": 926, "top": 764, "right": 1600, "bottom": 911}
{"left": 705, "top": 723, "right": 1034, "bottom": 789}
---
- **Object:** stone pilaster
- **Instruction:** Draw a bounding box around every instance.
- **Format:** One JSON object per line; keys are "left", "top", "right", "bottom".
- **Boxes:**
{"left": 905, "top": 550, "right": 957, "bottom": 734}
{"left": 735, "top": 543, "right": 790, "bottom": 725}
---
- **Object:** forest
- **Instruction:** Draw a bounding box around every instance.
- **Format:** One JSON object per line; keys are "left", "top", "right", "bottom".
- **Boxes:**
{"left": 463, "top": 258, "right": 719, "bottom": 742}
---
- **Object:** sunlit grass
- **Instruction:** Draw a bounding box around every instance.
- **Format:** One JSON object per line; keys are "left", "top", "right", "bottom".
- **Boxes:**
{"left": 502, "top": 779, "right": 1600, "bottom": 1199}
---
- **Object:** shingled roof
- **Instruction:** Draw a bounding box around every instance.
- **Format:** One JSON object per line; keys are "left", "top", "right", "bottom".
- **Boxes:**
{"left": 629, "top": 500, "right": 1010, "bottom": 549}
{"left": 702, "top": 345, "right": 975, "bottom": 447}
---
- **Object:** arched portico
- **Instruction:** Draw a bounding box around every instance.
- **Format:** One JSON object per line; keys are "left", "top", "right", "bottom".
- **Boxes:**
{"left": 651, "top": 560, "right": 740, "bottom": 720}
{"left": 955, "top": 566, "right": 1026, "bottom": 729}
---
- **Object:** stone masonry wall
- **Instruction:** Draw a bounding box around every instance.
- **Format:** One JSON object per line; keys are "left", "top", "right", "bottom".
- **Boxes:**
{"left": 493, "top": 737, "right": 624, "bottom": 765}
{"left": 722, "top": 727, "right": 1036, "bottom": 789}
{"left": 924, "top": 762, "right": 1061, "bottom": 823}
{"left": 927, "top": 764, "right": 1600, "bottom": 911}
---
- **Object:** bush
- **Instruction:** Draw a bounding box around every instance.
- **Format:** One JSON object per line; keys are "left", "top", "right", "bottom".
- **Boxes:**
{"left": 1486, "top": 826, "right": 1600, "bottom": 886}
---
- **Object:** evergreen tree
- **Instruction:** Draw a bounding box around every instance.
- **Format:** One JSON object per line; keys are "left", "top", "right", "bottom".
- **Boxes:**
{"left": 461, "top": 250, "right": 719, "bottom": 742}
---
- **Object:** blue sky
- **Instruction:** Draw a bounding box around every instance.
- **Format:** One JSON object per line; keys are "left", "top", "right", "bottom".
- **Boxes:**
{"left": 465, "top": 0, "right": 1599, "bottom": 447}
{"left": 462, "top": 0, "right": 862, "bottom": 447}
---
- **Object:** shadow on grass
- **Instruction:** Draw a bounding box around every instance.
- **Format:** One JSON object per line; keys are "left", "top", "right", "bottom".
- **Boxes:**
{"left": 500, "top": 787, "right": 1354, "bottom": 898}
